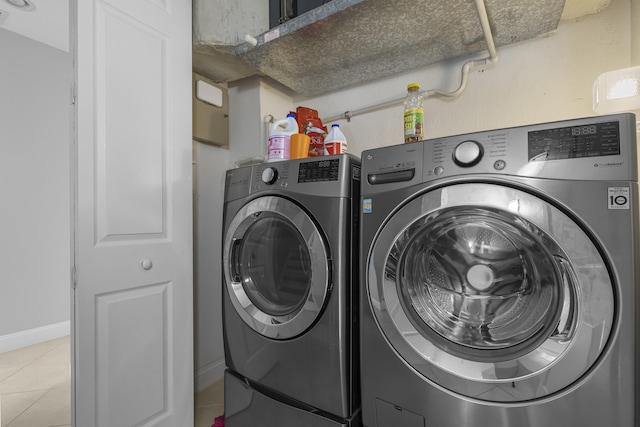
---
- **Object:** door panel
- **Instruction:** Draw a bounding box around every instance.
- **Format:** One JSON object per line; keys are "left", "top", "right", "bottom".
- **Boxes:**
{"left": 95, "top": 283, "right": 169, "bottom": 425}
{"left": 96, "top": 4, "right": 166, "bottom": 238}
{"left": 74, "top": 0, "right": 193, "bottom": 425}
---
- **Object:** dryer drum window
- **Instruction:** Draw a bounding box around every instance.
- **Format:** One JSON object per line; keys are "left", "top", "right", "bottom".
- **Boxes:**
{"left": 234, "top": 215, "right": 312, "bottom": 317}
{"left": 224, "top": 195, "right": 330, "bottom": 340}
{"left": 395, "top": 207, "right": 571, "bottom": 361}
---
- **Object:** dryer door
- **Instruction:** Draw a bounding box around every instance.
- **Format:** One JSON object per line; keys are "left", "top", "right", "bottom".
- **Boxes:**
{"left": 367, "top": 182, "right": 615, "bottom": 402}
{"left": 224, "top": 196, "right": 330, "bottom": 340}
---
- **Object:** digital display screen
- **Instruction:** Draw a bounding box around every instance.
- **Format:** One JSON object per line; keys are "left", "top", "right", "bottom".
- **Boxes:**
{"left": 298, "top": 159, "right": 340, "bottom": 182}
{"left": 528, "top": 121, "right": 620, "bottom": 161}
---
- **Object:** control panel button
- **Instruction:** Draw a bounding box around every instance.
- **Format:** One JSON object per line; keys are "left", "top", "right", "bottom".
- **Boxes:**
{"left": 261, "top": 167, "right": 278, "bottom": 185}
{"left": 453, "top": 140, "right": 483, "bottom": 167}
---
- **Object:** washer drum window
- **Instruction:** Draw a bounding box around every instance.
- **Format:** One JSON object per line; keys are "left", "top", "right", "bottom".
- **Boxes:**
{"left": 367, "top": 183, "right": 614, "bottom": 402}
{"left": 399, "top": 207, "right": 564, "bottom": 359}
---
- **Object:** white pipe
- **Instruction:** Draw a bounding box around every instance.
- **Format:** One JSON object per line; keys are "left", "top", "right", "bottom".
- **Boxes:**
{"left": 427, "top": 0, "right": 498, "bottom": 99}
{"left": 426, "top": 58, "right": 484, "bottom": 99}
{"left": 322, "top": 98, "right": 405, "bottom": 124}
{"left": 474, "top": 0, "right": 498, "bottom": 62}
{"left": 321, "top": 0, "right": 497, "bottom": 123}
{"left": 261, "top": 114, "right": 274, "bottom": 159}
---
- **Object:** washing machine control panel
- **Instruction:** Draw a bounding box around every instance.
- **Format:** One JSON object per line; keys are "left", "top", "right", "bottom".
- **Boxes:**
{"left": 362, "top": 113, "right": 636, "bottom": 190}
{"left": 426, "top": 115, "right": 634, "bottom": 181}
{"left": 452, "top": 140, "right": 484, "bottom": 167}
{"left": 430, "top": 132, "right": 507, "bottom": 171}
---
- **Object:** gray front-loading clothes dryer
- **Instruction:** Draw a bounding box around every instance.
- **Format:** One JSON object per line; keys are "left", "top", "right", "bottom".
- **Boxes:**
{"left": 222, "top": 154, "right": 361, "bottom": 427}
{"left": 359, "top": 113, "right": 639, "bottom": 427}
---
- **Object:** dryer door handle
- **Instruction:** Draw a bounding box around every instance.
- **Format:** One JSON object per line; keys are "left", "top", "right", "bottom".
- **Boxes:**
{"left": 230, "top": 238, "right": 243, "bottom": 283}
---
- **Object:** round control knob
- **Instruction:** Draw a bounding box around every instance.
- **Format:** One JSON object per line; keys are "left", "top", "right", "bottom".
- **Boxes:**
{"left": 453, "top": 140, "right": 483, "bottom": 167}
{"left": 261, "top": 167, "right": 278, "bottom": 185}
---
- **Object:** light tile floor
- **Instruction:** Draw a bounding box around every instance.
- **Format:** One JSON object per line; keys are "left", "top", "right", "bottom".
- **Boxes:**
{"left": 195, "top": 379, "right": 225, "bottom": 427}
{"left": 0, "top": 336, "right": 70, "bottom": 427}
{"left": 0, "top": 336, "right": 224, "bottom": 427}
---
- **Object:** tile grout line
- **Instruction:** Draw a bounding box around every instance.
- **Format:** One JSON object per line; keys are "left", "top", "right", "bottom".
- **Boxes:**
{"left": 0, "top": 339, "right": 67, "bottom": 389}
{"left": 1, "top": 337, "right": 70, "bottom": 427}
{"left": 4, "top": 389, "right": 49, "bottom": 427}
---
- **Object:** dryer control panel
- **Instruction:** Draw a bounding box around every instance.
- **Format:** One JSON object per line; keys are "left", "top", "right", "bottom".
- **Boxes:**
{"left": 225, "top": 154, "right": 361, "bottom": 202}
{"left": 298, "top": 158, "right": 341, "bottom": 182}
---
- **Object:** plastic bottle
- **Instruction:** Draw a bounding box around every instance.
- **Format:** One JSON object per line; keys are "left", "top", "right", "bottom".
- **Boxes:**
{"left": 267, "top": 113, "right": 298, "bottom": 162}
{"left": 404, "top": 82, "right": 424, "bottom": 143}
{"left": 323, "top": 124, "right": 347, "bottom": 155}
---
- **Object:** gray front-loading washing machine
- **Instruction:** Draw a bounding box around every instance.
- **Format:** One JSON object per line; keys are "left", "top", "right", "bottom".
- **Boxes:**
{"left": 222, "top": 154, "right": 361, "bottom": 427}
{"left": 360, "top": 113, "right": 638, "bottom": 426}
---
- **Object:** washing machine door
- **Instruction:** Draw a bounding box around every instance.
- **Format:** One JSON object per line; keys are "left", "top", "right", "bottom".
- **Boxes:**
{"left": 224, "top": 195, "right": 329, "bottom": 340}
{"left": 367, "top": 182, "right": 615, "bottom": 402}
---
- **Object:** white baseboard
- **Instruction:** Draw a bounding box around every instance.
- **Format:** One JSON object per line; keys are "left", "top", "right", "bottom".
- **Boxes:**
{"left": 195, "top": 358, "right": 226, "bottom": 392}
{"left": 0, "top": 321, "right": 71, "bottom": 353}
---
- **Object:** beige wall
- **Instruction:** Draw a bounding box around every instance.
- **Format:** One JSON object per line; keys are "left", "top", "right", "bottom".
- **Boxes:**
{"left": 632, "top": 0, "right": 640, "bottom": 64}
{"left": 227, "top": 0, "right": 634, "bottom": 158}
{"left": 285, "top": 0, "right": 634, "bottom": 156}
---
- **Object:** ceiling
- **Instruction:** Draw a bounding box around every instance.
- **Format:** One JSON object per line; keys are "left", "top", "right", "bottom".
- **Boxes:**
{"left": 0, "top": 0, "right": 609, "bottom": 57}
{"left": 0, "top": 0, "right": 69, "bottom": 52}
{"left": 232, "top": 0, "right": 568, "bottom": 95}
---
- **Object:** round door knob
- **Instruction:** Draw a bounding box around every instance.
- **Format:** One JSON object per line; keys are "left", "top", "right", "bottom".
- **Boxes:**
{"left": 261, "top": 167, "right": 278, "bottom": 185}
{"left": 453, "top": 140, "right": 483, "bottom": 167}
{"left": 141, "top": 259, "right": 153, "bottom": 270}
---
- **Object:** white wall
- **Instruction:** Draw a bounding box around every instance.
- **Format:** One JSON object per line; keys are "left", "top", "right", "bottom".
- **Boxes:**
{"left": 193, "top": 141, "right": 228, "bottom": 390}
{"left": 0, "top": 29, "right": 72, "bottom": 347}
{"left": 228, "top": 77, "right": 294, "bottom": 166}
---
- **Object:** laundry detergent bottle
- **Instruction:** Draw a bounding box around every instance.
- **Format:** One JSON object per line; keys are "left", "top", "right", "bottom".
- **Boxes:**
{"left": 267, "top": 113, "right": 298, "bottom": 162}
{"left": 323, "top": 124, "right": 347, "bottom": 155}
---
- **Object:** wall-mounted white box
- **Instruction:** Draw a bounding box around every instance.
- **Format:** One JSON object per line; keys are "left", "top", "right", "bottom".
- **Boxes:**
{"left": 193, "top": 72, "right": 229, "bottom": 146}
